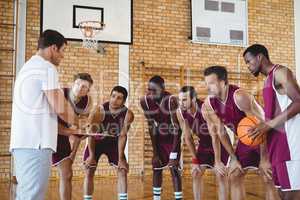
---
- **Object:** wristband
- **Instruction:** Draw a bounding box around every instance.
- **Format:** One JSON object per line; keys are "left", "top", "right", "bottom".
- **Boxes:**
{"left": 169, "top": 152, "right": 178, "bottom": 160}
{"left": 192, "top": 157, "right": 200, "bottom": 164}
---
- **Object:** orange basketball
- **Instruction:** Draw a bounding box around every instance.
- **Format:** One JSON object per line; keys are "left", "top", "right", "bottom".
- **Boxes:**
{"left": 237, "top": 116, "right": 264, "bottom": 147}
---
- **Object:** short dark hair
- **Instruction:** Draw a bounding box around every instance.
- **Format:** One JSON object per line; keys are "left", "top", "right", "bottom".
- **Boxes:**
{"left": 149, "top": 75, "right": 165, "bottom": 89}
{"left": 38, "top": 29, "right": 67, "bottom": 50}
{"left": 111, "top": 86, "right": 128, "bottom": 101}
{"left": 204, "top": 66, "right": 228, "bottom": 84}
{"left": 179, "top": 86, "right": 197, "bottom": 99}
{"left": 74, "top": 73, "right": 93, "bottom": 85}
{"left": 243, "top": 44, "right": 270, "bottom": 60}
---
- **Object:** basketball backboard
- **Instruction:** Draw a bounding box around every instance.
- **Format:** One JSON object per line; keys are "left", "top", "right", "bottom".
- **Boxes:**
{"left": 40, "top": 0, "right": 132, "bottom": 44}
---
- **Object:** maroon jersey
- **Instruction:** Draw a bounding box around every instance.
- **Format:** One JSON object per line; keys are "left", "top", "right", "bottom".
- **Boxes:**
{"left": 180, "top": 99, "right": 210, "bottom": 146}
{"left": 52, "top": 88, "right": 89, "bottom": 166}
{"left": 263, "top": 65, "right": 291, "bottom": 165}
{"left": 83, "top": 102, "right": 128, "bottom": 165}
{"left": 58, "top": 88, "right": 89, "bottom": 127}
{"left": 209, "top": 84, "right": 260, "bottom": 168}
{"left": 140, "top": 91, "right": 181, "bottom": 144}
{"left": 181, "top": 99, "right": 229, "bottom": 166}
{"left": 96, "top": 101, "right": 128, "bottom": 139}
{"left": 209, "top": 85, "right": 246, "bottom": 133}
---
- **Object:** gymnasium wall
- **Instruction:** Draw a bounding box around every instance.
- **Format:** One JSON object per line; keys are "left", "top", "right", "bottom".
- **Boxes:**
{"left": 0, "top": 0, "right": 295, "bottom": 180}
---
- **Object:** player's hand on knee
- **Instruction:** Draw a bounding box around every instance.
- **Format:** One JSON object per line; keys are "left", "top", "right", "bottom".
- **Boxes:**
{"left": 168, "top": 159, "right": 179, "bottom": 168}
{"left": 152, "top": 156, "right": 162, "bottom": 168}
{"left": 258, "top": 159, "right": 272, "bottom": 181}
{"left": 214, "top": 161, "right": 227, "bottom": 176}
{"left": 118, "top": 158, "right": 129, "bottom": 172}
{"left": 191, "top": 164, "right": 202, "bottom": 177}
{"left": 229, "top": 158, "right": 244, "bottom": 175}
{"left": 85, "top": 156, "right": 97, "bottom": 169}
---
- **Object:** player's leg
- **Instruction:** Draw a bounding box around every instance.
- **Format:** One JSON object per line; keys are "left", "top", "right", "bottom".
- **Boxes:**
{"left": 117, "top": 168, "right": 128, "bottom": 200}
{"left": 191, "top": 166, "right": 206, "bottom": 200}
{"left": 170, "top": 166, "right": 183, "bottom": 200}
{"left": 215, "top": 170, "right": 229, "bottom": 200}
{"left": 57, "top": 158, "right": 73, "bottom": 200}
{"left": 83, "top": 143, "right": 100, "bottom": 200}
{"left": 260, "top": 173, "right": 281, "bottom": 200}
{"left": 153, "top": 169, "right": 163, "bottom": 200}
{"left": 229, "top": 168, "right": 246, "bottom": 200}
{"left": 83, "top": 165, "right": 96, "bottom": 200}
{"left": 53, "top": 135, "right": 73, "bottom": 200}
{"left": 107, "top": 139, "right": 128, "bottom": 200}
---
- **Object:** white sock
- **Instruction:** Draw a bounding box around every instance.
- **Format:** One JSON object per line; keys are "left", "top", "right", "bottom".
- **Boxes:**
{"left": 119, "top": 193, "right": 128, "bottom": 200}
{"left": 153, "top": 187, "right": 161, "bottom": 200}
{"left": 84, "top": 195, "right": 92, "bottom": 200}
{"left": 174, "top": 191, "right": 183, "bottom": 199}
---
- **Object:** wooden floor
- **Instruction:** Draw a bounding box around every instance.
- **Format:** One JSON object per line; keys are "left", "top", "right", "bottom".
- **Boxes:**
{"left": 1, "top": 173, "right": 266, "bottom": 200}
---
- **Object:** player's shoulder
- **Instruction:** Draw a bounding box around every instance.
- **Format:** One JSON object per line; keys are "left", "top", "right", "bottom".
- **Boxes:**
{"left": 233, "top": 88, "right": 250, "bottom": 100}
{"left": 139, "top": 95, "right": 149, "bottom": 110}
{"left": 273, "top": 65, "right": 294, "bottom": 80}
{"left": 126, "top": 109, "right": 134, "bottom": 122}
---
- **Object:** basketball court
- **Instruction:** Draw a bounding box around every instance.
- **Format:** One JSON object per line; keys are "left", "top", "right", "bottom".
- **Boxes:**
{"left": 1, "top": 0, "right": 300, "bottom": 199}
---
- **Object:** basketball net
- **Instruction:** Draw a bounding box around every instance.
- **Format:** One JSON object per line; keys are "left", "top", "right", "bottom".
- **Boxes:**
{"left": 79, "top": 21, "right": 105, "bottom": 49}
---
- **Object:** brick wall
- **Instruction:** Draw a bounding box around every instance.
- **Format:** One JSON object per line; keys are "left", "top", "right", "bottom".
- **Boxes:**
{"left": 0, "top": 0, "right": 295, "bottom": 179}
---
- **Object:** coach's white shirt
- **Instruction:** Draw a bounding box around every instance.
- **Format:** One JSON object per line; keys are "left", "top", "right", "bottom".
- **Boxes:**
{"left": 10, "top": 55, "right": 59, "bottom": 152}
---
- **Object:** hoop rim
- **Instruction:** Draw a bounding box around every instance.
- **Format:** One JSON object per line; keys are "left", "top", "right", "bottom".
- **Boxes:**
{"left": 78, "top": 20, "right": 105, "bottom": 31}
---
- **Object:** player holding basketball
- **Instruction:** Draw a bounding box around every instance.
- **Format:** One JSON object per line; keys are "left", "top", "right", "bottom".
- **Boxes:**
{"left": 244, "top": 44, "right": 300, "bottom": 200}
{"left": 202, "top": 66, "right": 280, "bottom": 200}
{"left": 140, "top": 75, "right": 183, "bottom": 200}
{"left": 176, "top": 86, "right": 229, "bottom": 200}
{"left": 83, "top": 86, "right": 134, "bottom": 200}
{"left": 52, "top": 73, "right": 93, "bottom": 200}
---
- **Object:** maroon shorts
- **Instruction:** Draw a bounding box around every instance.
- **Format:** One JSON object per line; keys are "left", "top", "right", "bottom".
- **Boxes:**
{"left": 155, "top": 142, "right": 181, "bottom": 167}
{"left": 83, "top": 137, "right": 119, "bottom": 166}
{"left": 271, "top": 160, "right": 300, "bottom": 191}
{"left": 235, "top": 141, "right": 260, "bottom": 169}
{"left": 52, "top": 135, "right": 71, "bottom": 166}
{"left": 196, "top": 143, "right": 229, "bottom": 168}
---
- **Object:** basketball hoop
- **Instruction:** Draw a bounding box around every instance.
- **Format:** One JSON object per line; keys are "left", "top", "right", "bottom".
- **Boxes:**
{"left": 79, "top": 20, "right": 105, "bottom": 49}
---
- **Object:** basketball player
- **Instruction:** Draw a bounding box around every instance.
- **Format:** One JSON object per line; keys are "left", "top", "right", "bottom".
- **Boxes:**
{"left": 202, "top": 66, "right": 280, "bottom": 200}
{"left": 83, "top": 86, "right": 134, "bottom": 200}
{"left": 176, "top": 86, "right": 229, "bottom": 200}
{"left": 140, "top": 75, "right": 183, "bottom": 200}
{"left": 52, "top": 73, "right": 93, "bottom": 200}
{"left": 243, "top": 44, "right": 300, "bottom": 200}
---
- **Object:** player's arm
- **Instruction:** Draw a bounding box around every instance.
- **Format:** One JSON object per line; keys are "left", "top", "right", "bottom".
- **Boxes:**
{"left": 57, "top": 122, "right": 77, "bottom": 136}
{"left": 86, "top": 104, "right": 104, "bottom": 161}
{"left": 169, "top": 96, "right": 182, "bottom": 159}
{"left": 176, "top": 109, "right": 197, "bottom": 159}
{"left": 70, "top": 97, "right": 94, "bottom": 162}
{"left": 44, "top": 89, "right": 79, "bottom": 126}
{"left": 270, "top": 66, "right": 300, "bottom": 128}
{"left": 202, "top": 98, "right": 236, "bottom": 159}
{"left": 118, "top": 109, "right": 134, "bottom": 170}
{"left": 202, "top": 101, "right": 227, "bottom": 175}
{"left": 140, "top": 97, "right": 159, "bottom": 157}
{"left": 202, "top": 98, "right": 243, "bottom": 174}
{"left": 234, "top": 89, "right": 272, "bottom": 179}
{"left": 233, "top": 89, "right": 267, "bottom": 159}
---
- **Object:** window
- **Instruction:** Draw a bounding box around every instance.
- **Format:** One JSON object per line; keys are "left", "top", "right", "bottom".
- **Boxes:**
{"left": 205, "top": 0, "right": 219, "bottom": 11}
{"left": 221, "top": 2, "right": 235, "bottom": 13}
{"left": 196, "top": 27, "right": 211, "bottom": 42}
